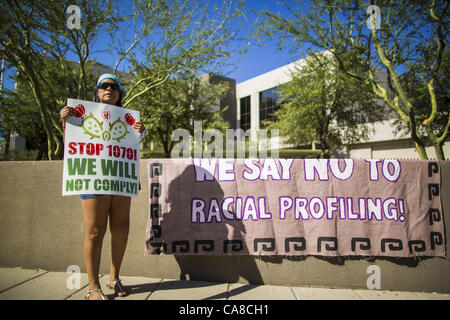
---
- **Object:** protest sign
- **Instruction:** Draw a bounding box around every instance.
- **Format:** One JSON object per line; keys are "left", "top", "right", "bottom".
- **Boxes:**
{"left": 145, "top": 158, "right": 445, "bottom": 257}
{"left": 62, "top": 99, "right": 140, "bottom": 197}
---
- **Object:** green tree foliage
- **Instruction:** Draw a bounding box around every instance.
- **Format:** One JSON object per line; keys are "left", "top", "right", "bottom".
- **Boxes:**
{"left": 136, "top": 72, "right": 230, "bottom": 157}
{"left": 0, "top": 0, "right": 245, "bottom": 159}
{"left": 110, "top": 0, "right": 245, "bottom": 109}
{"left": 265, "top": 52, "right": 384, "bottom": 157}
{"left": 257, "top": 0, "right": 449, "bottom": 160}
{"left": 0, "top": 58, "right": 97, "bottom": 159}
{"left": 0, "top": 0, "right": 116, "bottom": 159}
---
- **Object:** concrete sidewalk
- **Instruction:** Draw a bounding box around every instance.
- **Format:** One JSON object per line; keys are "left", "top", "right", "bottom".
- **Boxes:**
{"left": 0, "top": 267, "right": 449, "bottom": 300}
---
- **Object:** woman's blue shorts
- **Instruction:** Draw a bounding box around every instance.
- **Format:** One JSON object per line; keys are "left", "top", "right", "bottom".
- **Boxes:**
{"left": 80, "top": 194, "right": 103, "bottom": 200}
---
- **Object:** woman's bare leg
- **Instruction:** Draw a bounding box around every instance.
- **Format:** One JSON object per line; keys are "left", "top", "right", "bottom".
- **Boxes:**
{"left": 108, "top": 195, "right": 131, "bottom": 295}
{"left": 82, "top": 195, "right": 111, "bottom": 299}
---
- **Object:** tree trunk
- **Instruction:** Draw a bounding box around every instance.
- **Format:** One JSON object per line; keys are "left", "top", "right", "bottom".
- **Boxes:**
{"left": 414, "top": 142, "right": 428, "bottom": 160}
{"left": 319, "top": 134, "right": 329, "bottom": 159}
{"left": 162, "top": 135, "right": 171, "bottom": 158}
{"left": 28, "top": 77, "right": 56, "bottom": 160}
{"left": 434, "top": 142, "right": 445, "bottom": 160}
{"left": 408, "top": 108, "right": 428, "bottom": 160}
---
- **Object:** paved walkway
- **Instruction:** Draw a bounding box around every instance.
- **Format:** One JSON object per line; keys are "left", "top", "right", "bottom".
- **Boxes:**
{"left": 0, "top": 267, "right": 449, "bottom": 300}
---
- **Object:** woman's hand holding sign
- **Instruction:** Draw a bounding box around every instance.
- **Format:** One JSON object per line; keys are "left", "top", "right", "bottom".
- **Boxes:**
{"left": 60, "top": 106, "right": 77, "bottom": 124}
{"left": 132, "top": 121, "right": 145, "bottom": 134}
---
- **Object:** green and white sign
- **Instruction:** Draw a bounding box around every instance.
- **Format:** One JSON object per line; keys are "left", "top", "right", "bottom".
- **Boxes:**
{"left": 62, "top": 99, "right": 141, "bottom": 197}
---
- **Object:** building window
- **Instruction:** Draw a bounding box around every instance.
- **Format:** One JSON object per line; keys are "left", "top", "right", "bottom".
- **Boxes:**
{"left": 259, "top": 87, "right": 280, "bottom": 127}
{"left": 240, "top": 95, "right": 251, "bottom": 131}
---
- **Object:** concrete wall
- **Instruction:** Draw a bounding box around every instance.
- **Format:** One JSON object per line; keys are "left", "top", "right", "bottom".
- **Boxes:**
{"left": 347, "top": 120, "right": 450, "bottom": 160}
{"left": 349, "top": 139, "right": 450, "bottom": 160}
{"left": 0, "top": 160, "right": 449, "bottom": 293}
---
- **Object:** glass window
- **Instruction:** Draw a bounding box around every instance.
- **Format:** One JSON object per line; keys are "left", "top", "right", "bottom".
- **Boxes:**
{"left": 259, "top": 87, "right": 280, "bottom": 127}
{"left": 240, "top": 96, "right": 251, "bottom": 131}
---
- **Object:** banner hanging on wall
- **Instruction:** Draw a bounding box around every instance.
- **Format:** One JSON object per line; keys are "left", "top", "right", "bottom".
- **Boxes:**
{"left": 62, "top": 99, "right": 140, "bottom": 197}
{"left": 145, "top": 158, "right": 445, "bottom": 257}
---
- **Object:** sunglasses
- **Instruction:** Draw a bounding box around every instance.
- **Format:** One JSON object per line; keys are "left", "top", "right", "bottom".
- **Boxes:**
{"left": 97, "top": 82, "right": 120, "bottom": 91}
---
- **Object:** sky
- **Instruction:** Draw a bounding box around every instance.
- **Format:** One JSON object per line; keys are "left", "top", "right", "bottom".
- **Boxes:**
{"left": 2, "top": 0, "right": 302, "bottom": 90}
{"left": 87, "top": 0, "right": 305, "bottom": 84}
{"left": 1, "top": 1, "right": 432, "bottom": 90}
{"left": 214, "top": 0, "right": 304, "bottom": 83}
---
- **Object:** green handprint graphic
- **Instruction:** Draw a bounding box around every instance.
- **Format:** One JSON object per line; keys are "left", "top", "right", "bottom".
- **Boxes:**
{"left": 82, "top": 113, "right": 103, "bottom": 139}
{"left": 81, "top": 111, "right": 130, "bottom": 142}
{"left": 110, "top": 118, "right": 130, "bottom": 142}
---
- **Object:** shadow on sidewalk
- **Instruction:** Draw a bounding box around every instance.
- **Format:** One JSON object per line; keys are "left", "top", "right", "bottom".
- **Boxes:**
{"left": 118, "top": 279, "right": 241, "bottom": 300}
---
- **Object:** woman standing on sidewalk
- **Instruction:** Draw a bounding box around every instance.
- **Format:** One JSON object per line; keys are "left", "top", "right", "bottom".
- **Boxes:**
{"left": 60, "top": 74, "right": 146, "bottom": 300}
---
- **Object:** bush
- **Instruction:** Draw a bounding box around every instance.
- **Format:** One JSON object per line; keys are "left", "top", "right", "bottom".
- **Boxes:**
{"left": 1, "top": 149, "right": 39, "bottom": 161}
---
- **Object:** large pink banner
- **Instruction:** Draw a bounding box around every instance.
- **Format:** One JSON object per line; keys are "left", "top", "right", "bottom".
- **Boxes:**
{"left": 145, "top": 159, "right": 445, "bottom": 257}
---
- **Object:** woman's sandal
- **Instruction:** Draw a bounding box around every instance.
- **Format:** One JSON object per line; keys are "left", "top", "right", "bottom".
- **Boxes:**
{"left": 106, "top": 279, "right": 129, "bottom": 297}
{"left": 85, "top": 288, "right": 107, "bottom": 300}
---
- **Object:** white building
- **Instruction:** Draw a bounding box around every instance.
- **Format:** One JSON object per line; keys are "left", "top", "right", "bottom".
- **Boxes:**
{"left": 234, "top": 59, "right": 449, "bottom": 160}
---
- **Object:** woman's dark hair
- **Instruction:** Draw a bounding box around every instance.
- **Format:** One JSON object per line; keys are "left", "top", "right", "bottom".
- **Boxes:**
{"left": 92, "top": 85, "right": 123, "bottom": 107}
